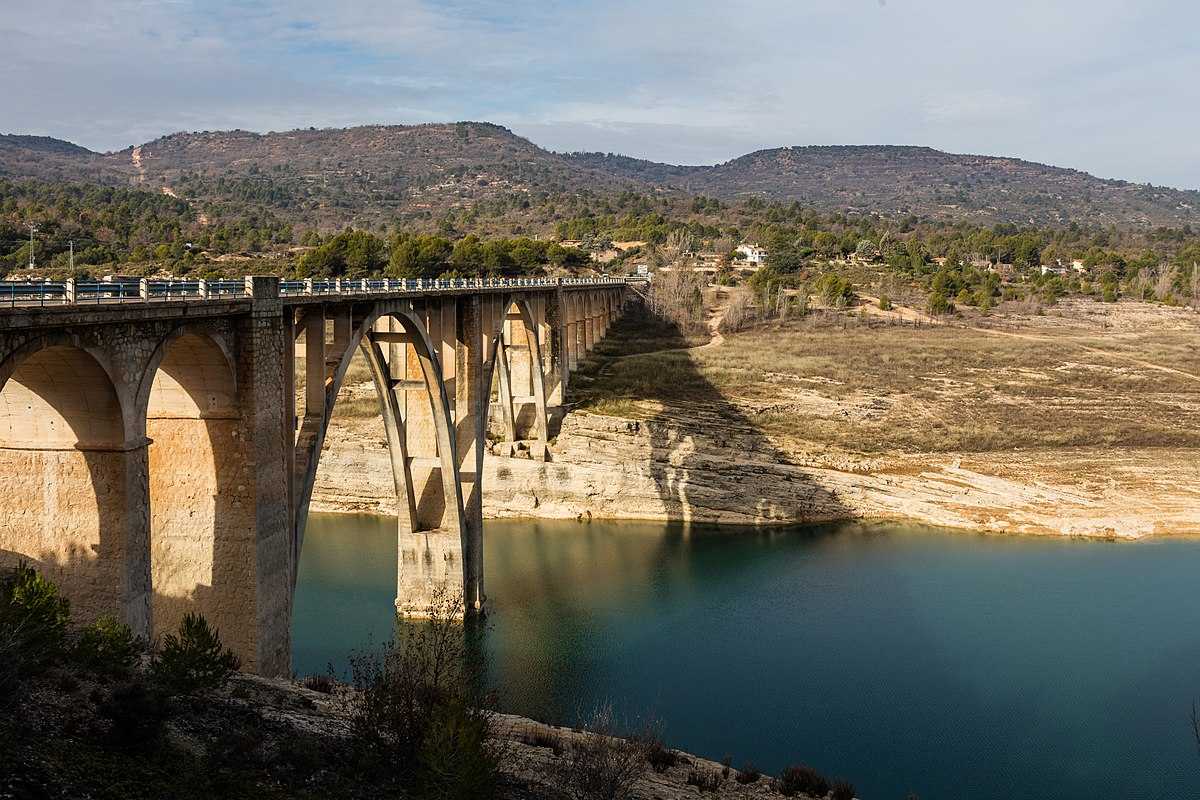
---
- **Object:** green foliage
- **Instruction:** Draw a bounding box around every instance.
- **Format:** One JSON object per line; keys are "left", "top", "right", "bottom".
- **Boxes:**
{"left": 350, "top": 589, "right": 492, "bottom": 793}
{"left": 390, "top": 232, "right": 453, "bottom": 278}
{"left": 298, "top": 229, "right": 388, "bottom": 277}
{"left": 927, "top": 290, "right": 953, "bottom": 316}
{"left": 877, "top": 294, "right": 892, "bottom": 311}
{"left": 73, "top": 615, "right": 144, "bottom": 677}
{"left": 415, "top": 699, "right": 500, "bottom": 800}
{"left": 0, "top": 562, "right": 70, "bottom": 701}
{"left": 151, "top": 612, "right": 240, "bottom": 694}
{"left": 814, "top": 273, "right": 855, "bottom": 308}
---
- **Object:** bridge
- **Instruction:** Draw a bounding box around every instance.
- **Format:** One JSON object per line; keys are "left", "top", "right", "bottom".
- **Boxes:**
{"left": 0, "top": 275, "right": 632, "bottom": 675}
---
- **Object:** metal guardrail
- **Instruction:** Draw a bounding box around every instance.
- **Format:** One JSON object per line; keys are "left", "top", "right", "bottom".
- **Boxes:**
{"left": 0, "top": 275, "right": 641, "bottom": 308}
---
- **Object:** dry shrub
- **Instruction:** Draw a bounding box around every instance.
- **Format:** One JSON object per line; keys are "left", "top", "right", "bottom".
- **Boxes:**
{"left": 559, "top": 704, "right": 650, "bottom": 800}
{"left": 718, "top": 291, "right": 752, "bottom": 334}
{"left": 648, "top": 271, "right": 706, "bottom": 333}
{"left": 350, "top": 589, "right": 501, "bottom": 799}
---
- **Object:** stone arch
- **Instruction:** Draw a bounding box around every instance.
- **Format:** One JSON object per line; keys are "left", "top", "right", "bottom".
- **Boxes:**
{"left": 139, "top": 328, "right": 254, "bottom": 661}
{"left": 0, "top": 338, "right": 144, "bottom": 630}
{"left": 483, "top": 295, "right": 549, "bottom": 455}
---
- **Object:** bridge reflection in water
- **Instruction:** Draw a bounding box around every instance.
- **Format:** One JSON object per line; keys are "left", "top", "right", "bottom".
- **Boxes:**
{"left": 0, "top": 275, "right": 631, "bottom": 674}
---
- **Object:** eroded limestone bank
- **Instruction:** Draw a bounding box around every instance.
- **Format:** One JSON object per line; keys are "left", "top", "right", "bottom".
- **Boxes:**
{"left": 311, "top": 409, "right": 1200, "bottom": 538}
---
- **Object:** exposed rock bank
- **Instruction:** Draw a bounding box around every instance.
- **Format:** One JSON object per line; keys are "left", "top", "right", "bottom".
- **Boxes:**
{"left": 311, "top": 407, "right": 1200, "bottom": 538}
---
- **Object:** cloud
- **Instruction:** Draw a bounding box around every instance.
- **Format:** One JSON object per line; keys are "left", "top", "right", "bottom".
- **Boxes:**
{"left": 0, "top": 0, "right": 1198, "bottom": 187}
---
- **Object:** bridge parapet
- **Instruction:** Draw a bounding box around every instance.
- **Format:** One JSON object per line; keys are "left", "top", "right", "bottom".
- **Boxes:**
{"left": 0, "top": 275, "right": 639, "bottom": 309}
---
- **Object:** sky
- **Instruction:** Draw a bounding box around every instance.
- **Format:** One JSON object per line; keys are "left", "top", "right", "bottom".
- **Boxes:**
{"left": 3, "top": 0, "right": 1199, "bottom": 188}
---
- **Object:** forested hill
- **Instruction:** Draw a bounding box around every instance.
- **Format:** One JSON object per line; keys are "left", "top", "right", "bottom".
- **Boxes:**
{"left": 658, "top": 145, "right": 1200, "bottom": 228}
{"left": 1, "top": 124, "right": 1198, "bottom": 229}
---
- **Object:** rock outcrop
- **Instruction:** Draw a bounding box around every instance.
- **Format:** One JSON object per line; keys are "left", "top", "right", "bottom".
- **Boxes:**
{"left": 312, "top": 408, "right": 1200, "bottom": 538}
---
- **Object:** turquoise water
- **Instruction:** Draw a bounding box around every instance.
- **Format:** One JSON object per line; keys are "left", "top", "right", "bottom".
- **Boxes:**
{"left": 293, "top": 514, "right": 1200, "bottom": 799}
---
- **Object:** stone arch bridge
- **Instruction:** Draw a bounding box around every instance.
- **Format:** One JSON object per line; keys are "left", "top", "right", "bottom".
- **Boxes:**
{"left": 0, "top": 276, "right": 630, "bottom": 675}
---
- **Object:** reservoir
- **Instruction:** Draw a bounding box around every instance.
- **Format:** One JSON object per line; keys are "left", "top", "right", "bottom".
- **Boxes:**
{"left": 293, "top": 513, "right": 1200, "bottom": 799}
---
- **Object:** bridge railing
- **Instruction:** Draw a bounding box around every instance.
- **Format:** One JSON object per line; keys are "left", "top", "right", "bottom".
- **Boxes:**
{"left": 0, "top": 275, "right": 643, "bottom": 308}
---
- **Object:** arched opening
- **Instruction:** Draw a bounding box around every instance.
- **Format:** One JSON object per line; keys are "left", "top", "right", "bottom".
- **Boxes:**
{"left": 144, "top": 332, "right": 253, "bottom": 659}
{"left": 0, "top": 343, "right": 135, "bottom": 626}
{"left": 292, "top": 302, "right": 473, "bottom": 620}
{"left": 485, "top": 297, "right": 548, "bottom": 457}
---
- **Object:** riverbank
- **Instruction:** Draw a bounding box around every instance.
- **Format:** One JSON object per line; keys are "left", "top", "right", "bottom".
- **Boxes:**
{"left": 2, "top": 669, "right": 804, "bottom": 799}
{"left": 309, "top": 294, "right": 1200, "bottom": 539}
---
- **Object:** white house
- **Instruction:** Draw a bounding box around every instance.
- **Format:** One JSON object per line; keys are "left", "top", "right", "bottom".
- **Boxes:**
{"left": 736, "top": 244, "right": 768, "bottom": 267}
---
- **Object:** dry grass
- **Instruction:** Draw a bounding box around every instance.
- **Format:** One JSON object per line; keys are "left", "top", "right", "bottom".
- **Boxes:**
{"left": 581, "top": 300, "right": 1200, "bottom": 455}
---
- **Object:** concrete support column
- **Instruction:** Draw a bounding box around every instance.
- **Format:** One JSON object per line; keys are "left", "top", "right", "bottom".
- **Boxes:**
{"left": 584, "top": 292, "right": 597, "bottom": 352}
{"left": 241, "top": 276, "right": 291, "bottom": 675}
{"left": 545, "top": 290, "right": 567, "bottom": 409}
{"left": 454, "top": 295, "right": 485, "bottom": 611}
{"left": 405, "top": 300, "right": 443, "bottom": 531}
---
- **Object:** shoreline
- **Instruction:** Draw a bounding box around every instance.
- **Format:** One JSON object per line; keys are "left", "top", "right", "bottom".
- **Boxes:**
{"left": 310, "top": 414, "right": 1200, "bottom": 541}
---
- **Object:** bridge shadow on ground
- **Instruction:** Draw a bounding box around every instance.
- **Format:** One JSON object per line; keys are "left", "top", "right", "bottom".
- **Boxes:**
{"left": 569, "top": 303, "right": 850, "bottom": 527}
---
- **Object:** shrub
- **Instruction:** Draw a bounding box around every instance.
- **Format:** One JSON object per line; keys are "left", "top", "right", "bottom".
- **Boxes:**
{"left": 777, "top": 764, "right": 830, "bottom": 798}
{"left": 151, "top": 613, "right": 240, "bottom": 694}
{"left": 735, "top": 763, "right": 761, "bottom": 784}
{"left": 644, "top": 736, "right": 682, "bottom": 772}
{"left": 302, "top": 673, "right": 335, "bottom": 694}
{"left": 926, "top": 290, "right": 952, "bottom": 316}
{"left": 814, "top": 273, "right": 855, "bottom": 308}
{"left": 0, "top": 563, "right": 71, "bottom": 702}
{"left": 74, "top": 615, "right": 144, "bottom": 677}
{"left": 877, "top": 294, "right": 892, "bottom": 311}
{"left": 522, "top": 727, "right": 563, "bottom": 755}
{"left": 350, "top": 589, "right": 489, "bottom": 780}
{"left": 685, "top": 767, "right": 723, "bottom": 792}
{"left": 416, "top": 698, "right": 500, "bottom": 800}
{"left": 100, "top": 679, "right": 170, "bottom": 749}
{"left": 832, "top": 778, "right": 857, "bottom": 799}
{"left": 559, "top": 704, "right": 649, "bottom": 800}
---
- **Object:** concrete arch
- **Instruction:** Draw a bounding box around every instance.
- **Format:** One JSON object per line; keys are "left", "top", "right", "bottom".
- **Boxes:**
{"left": 0, "top": 335, "right": 129, "bottom": 449}
{"left": 134, "top": 325, "right": 239, "bottom": 423}
{"left": 0, "top": 339, "right": 146, "bottom": 632}
{"left": 292, "top": 304, "right": 465, "bottom": 570}
{"left": 141, "top": 330, "right": 255, "bottom": 661}
{"left": 483, "top": 295, "right": 549, "bottom": 455}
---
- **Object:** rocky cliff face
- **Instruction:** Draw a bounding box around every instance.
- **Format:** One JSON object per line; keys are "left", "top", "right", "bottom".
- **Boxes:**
{"left": 312, "top": 409, "right": 1200, "bottom": 538}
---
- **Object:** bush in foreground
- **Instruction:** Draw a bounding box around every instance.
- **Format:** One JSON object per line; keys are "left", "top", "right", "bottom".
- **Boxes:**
{"left": 74, "top": 614, "right": 144, "bottom": 678}
{"left": 559, "top": 704, "right": 650, "bottom": 800}
{"left": 0, "top": 562, "right": 71, "bottom": 702}
{"left": 831, "top": 777, "right": 857, "bottom": 799}
{"left": 777, "top": 764, "right": 830, "bottom": 797}
{"left": 151, "top": 612, "right": 240, "bottom": 694}
{"left": 351, "top": 589, "right": 500, "bottom": 798}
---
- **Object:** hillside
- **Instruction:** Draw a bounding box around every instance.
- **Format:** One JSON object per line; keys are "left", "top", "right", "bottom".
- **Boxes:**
{"left": 0, "top": 134, "right": 123, "bottom": 186}
{"left": 1, "top": 124, "right": 1199, "bottom": 229}
{"left": 106, "top": 123, "right": 638, "bottom": 228}
{"left": 671, "top": 145, "right": 1200, "bottom": 227}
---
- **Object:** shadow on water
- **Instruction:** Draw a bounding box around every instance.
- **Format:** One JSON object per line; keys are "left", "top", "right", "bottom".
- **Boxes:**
{"left": 570, "top": 299, "right": 851, "bottom": 528}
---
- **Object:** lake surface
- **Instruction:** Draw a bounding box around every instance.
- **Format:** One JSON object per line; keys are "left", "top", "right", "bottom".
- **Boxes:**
{"left": 293, "top": 513, "right": 1200, "bottom": 799}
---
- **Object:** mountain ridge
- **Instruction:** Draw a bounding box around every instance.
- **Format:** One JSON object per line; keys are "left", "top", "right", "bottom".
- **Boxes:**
{"left": 1, "top": 123, "right": 1197, "bottom": 228}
